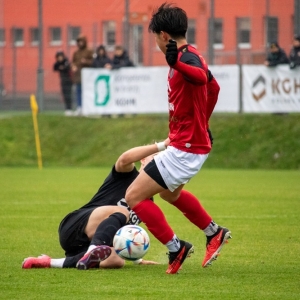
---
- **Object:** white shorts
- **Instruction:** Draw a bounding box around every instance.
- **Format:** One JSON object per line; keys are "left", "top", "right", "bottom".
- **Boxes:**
{"left": 153, "top": 146, "right": 208, "bottom": 192}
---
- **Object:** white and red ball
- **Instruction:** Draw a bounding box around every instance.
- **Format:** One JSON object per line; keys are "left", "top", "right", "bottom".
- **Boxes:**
{"left": 113, "top": 225, "right": 150, "bottom": 261}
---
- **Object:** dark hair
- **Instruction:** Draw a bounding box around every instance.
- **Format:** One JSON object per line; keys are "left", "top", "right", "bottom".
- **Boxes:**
{"left": 55, "top": 50, "right": 65, "bottom": 58}
{"left": 269, "top": 41, "right": 279, "bottom": 48}
{"left": 148, "top": 2, "right": 188, "bottom": 39}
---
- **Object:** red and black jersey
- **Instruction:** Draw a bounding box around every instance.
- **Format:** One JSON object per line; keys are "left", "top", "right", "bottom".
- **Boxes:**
{"left": 167, "top": 44, "right": 211, "bottom": 154}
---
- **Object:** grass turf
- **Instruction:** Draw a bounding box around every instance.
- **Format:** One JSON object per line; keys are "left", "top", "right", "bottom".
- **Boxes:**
{"left": 0, "top": 112, "right": 300, "bottom": 169}
{"left": 0, "top": 167, "right": 299, "bottom": 299}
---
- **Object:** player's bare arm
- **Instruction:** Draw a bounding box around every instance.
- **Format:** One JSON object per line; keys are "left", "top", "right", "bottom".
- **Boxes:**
{"left": 115, "top": 140, "right": 169, "bottom": 173}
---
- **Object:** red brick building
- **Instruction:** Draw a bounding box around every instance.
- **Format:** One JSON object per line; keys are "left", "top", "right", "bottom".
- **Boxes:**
{"left": 0, "top": 0, "right": 296, "bottom": 98}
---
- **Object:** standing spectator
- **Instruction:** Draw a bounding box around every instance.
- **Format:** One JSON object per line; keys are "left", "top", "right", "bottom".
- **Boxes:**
{"left": 289, "top": 35, "right": 300, "bottom": 69}
{"left": 111, "top": 45, "right": 134, "bottom": 69}
{"left": 264, "top": 42, "right": 289, "bottom": 67}
{"left": 92, "top": 45, "right": 112, "bottom": 69}
{"left": 71, "top": 35, "right": 93, "bottom": 115}
{"left": 53, "top": 51, "right": 73, "bottom": 116}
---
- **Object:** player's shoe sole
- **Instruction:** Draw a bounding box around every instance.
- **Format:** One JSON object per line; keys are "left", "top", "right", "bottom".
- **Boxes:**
{"left": 202, "top": 227, "right": 232, "bottom": 268}
{"left": 166, "top": 240, "right": 194, "bottom": 274}
{"left": 76, "top": 245, "right": 112, "bottom": 270}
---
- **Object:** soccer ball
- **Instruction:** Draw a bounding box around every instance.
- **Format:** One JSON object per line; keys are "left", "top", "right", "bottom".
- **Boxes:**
{"left": 113, "top": 225, "right": 150, "bottom": 261}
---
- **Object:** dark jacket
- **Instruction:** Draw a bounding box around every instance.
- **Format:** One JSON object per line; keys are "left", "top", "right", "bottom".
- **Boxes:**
{"left": 289, "top": 46, "right": 300, "bottom": 69}
{"left": 266, "top": 48, "right": 289, "bottom": 66}
{"left": 53, "top": 57, "right": 72, "bottom": 86}
{"left": 112, "top": 50, "right": 134, "bottom": 69}
{"left": 72, "top": 36, "right": 93, "bottom": 83}
{"left": 92, "top": 46, "right": 112, "bottom": 68}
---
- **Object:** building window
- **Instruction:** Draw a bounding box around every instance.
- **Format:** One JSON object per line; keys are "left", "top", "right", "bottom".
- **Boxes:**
{"left": 266, "top": 17, "right": 278, "bottom": 44}
{"left": 237, "top": 18, "right": 251, "bottom": 48}
{"left": 68, "top": 26, "right": 81, "bottom": 45}
{"left": 187, "top": 19, "right": 196, "bottom": 45}
{"left": 12, "top": 28, "right": 24, "bottom": 46}
{"left": 213, "top": 18, "right": 223, "bottom": 49}
{"left": 30, "top": 28, "right": 39, "bottom": 46}
{"left": 103, "top": 21, "right": 116, "bottom": 49}
{"left": 50, "top": 27, "right": 62, "bottom": 45}
{"left": 0, "top": 28, "right": 5, "bottom": 46}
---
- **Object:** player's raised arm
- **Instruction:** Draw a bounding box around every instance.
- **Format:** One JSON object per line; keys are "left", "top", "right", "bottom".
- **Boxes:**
{"left": 115, "top": 139, "right": 169, "bottom": 173}
{"left": 166, "top": 40, "right": 207, "bottom": 85}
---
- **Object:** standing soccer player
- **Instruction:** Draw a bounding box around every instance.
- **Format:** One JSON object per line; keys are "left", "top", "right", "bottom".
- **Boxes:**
{"left": 124, "top": 3, "right": 231, "bottom": 274}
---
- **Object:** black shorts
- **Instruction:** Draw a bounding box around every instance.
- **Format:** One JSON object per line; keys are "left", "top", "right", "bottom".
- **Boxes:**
{"left": 58, "top": 208, "right": 94, "bottom": 257}
{"left": 144, "top": 159, "right": 168, "bottom": 189}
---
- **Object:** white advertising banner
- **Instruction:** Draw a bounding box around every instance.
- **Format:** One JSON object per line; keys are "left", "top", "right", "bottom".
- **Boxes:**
{"left": 209, "top": 65, "right": 240, "bottom": 112}
{"left": 82, "top": 65, "right": 240, "bottom": 115}
{"left": 242, "top": 65, "right": 300, "bottom": 112}
{"left": 82, "top": 67, "right": 169, "bottom": 115}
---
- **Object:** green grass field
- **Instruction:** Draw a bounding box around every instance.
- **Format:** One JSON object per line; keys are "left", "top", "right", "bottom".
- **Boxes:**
{"left": 0, "top": 167, "right": 299, "bottom": 299}
{"left": 1, "top": 113, "right": 300, "bottom": 169}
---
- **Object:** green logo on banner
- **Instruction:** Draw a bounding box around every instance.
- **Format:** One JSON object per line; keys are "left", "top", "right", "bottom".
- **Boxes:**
{"left": 94, "top": 75, "right": 110, "bottom": 106}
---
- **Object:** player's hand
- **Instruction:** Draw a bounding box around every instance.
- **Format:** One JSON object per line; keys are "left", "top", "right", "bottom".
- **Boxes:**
{"left": 138, "top": 259, "right": 160, "bottom": 265}
{"left": 166, "top": 39, "right": 178, "bottom": 66}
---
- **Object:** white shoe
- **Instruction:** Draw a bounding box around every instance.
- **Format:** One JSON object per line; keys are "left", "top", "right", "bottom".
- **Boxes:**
{"left": 73, "top": 107, "right": 82, "bottom": 116}
{"left": 64, "top": 110, "right": 73, "bottom": 116}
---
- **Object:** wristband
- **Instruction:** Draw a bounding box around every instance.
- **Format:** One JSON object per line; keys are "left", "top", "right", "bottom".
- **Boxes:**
{"left": 155, "top": 142, "right": 166, "bottom": 152}
{"left": 133, "top": 259, "right": 143, "bottom": 265}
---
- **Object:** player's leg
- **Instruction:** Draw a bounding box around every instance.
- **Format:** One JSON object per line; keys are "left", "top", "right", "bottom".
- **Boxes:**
{"left": 160, "top": 189, "right": 215, "bottom": 232}
{"left": 125, "top": 160, "right": 193, "bottom": 274}
{"left": 161, "top": 189, "right": 232, "bottom": 267}
{"left": 76, "top": 206, "right": 129, "bottom": 270}
{"left": 23, "top": 207, "right": 129, "bottom": 269}
{"left": 22, "top": 250, "right": 119, "bottom": 269}
{"left": 85, "top": 206, "right": 129, "bottom": 240}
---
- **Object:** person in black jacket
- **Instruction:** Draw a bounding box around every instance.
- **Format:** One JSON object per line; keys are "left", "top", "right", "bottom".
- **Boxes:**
{"left": 289, "top": 35, "right": 300, "bottom": 69}
{"left": 92, "top": 45, "right": 112, "bottom": 69}
{"left": 264, "top": 42, "right": 289, "bottom": 67}
{"left": 53, "top": 51, "right": 73, "bottom": 115}
{"left": 111, "top": 45, "right": 134, "bottom": 69}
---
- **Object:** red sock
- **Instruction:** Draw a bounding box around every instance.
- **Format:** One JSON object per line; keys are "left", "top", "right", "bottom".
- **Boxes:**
{"left": 132, "top": 199, "right": 174, "bottom": 244}
{"left": 172, "top": 190, "right": 212, "bottom": 230}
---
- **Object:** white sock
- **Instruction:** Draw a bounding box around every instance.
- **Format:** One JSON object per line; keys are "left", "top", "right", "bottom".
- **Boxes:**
{"left": 203, "top": 221, "right": 219, "bottom": 236}
{"left": 165, "top": 234, "right": 181, "bottom": 252}
{"left": 50, "top": 258, "right": 65, "bottom": 268}
{"left": 87, "top": 244, "right": 98, "bottom": 253}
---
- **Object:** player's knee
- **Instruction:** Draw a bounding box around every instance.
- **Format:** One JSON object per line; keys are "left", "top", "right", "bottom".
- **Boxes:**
{"left": 124, "top": 188, "right": 136, "bottom": 208}
{"left": 110, "top": 211, "right": 128, "bottom": 225}
{"left": 159, "top": 193, "right": 177, "bottom": 203}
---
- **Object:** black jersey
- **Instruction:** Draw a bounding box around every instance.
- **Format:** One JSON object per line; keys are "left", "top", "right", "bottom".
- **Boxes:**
{"left": 77, "top": 165, "right": 142, "bottom": 225}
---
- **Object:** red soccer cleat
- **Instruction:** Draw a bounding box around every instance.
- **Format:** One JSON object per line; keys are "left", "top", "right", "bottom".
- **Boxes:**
{"left": 22, "top": 255, "right": 51, "bottom": 269}
{"left": 166, "top": 240, "right": 194, "bottom": 274}
{"left": 202, "top": 226, "right": 232, "bottom": 268}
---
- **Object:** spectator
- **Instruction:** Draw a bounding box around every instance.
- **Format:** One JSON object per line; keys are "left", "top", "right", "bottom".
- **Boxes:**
{"left": 53, "top": 51, "right": 73, "bottom": 116}
{"left": 264, "top": 42, "right": 289, "bottom": 67}
{"left": 289, "top": 35, "right": 300, "bottom": 69}
{"left": 92, "top": 45, "right": 112, "bottom": 69}
{"left": 71, "top": 35, "right": 93, "bottom": 115}
{"left": 111, "top": 45, "right": 134, "bottom": 69}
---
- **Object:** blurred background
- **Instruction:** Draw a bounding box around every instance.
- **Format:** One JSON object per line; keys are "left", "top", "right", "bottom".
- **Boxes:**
{"left": 0, "top": 0, "right": 299, "bottom": 111}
